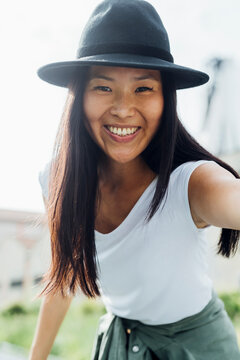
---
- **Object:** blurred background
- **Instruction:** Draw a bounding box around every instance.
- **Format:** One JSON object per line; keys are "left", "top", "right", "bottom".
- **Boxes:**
{"left": 0, "top": 0, "right": 240, "bottom": 358}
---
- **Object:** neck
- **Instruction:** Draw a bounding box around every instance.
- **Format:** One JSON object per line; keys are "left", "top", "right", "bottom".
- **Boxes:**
{"left": 98, "top": 155, "right": 156, "bottom": 190}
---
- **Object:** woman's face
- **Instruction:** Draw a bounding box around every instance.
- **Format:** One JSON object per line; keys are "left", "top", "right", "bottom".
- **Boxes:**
{"left": 83, "top": 65, "right": 164, "bottom": 164}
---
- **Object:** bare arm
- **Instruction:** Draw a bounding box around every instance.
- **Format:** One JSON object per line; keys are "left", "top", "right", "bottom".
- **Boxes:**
{"left": 29, "top": 291, "right": 73, "bottom": 360}
{"left": 189, "top": 162, "right": 240, "bottom": 230}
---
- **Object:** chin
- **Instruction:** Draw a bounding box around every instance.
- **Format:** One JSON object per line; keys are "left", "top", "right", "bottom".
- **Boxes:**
{"left": 115, "top": 158, "right": 132, "bottom": 164}
{"left": 110, "top": 154, "right": 139, "bottom": 164}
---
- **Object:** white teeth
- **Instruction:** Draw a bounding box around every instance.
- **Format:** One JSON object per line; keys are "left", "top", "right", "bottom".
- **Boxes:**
{"left": 107, "top": 126, "right": 138, "bottom": 136}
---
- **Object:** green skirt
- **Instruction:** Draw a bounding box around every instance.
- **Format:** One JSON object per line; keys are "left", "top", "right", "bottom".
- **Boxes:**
{"left": 91, "top": 290, "right": 240, "bottom": 359}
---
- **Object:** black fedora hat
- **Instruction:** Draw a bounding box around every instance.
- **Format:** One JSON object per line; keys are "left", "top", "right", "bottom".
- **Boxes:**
{"left": 37, "top": 0, "right": 209, "bottom": 90}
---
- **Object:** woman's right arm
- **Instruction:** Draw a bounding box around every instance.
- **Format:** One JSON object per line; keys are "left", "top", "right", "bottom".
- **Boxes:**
{"left": 28, "top": 290, "right": 73, "bottom": 360}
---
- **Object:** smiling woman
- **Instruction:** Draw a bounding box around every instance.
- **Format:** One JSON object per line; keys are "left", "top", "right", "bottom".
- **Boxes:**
{"left": 30, "top": 0, "right": 240, "bottom": 359}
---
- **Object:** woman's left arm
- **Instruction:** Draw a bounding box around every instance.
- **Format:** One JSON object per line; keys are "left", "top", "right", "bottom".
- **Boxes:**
{"left": 189, "top": 162, "right": 240, "bottom": 230}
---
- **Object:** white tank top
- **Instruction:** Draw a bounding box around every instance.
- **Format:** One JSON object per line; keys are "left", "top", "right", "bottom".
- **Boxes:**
{"left": 39, "top": 160, "right": 214, "bottom": 325}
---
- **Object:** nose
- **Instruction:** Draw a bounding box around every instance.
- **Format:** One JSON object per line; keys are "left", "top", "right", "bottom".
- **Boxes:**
{"left": 110, "top": 91, "right": 136, "bottom": 118}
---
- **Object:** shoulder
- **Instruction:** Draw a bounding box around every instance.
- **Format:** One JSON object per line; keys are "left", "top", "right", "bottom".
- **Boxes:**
{"left": 189, "top": 161, "right": 236, "bottom": 191}
{"left": 188, "top": 161, "right": 238, "bottom": 228}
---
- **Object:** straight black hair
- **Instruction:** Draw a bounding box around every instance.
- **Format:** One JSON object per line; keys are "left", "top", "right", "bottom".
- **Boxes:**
{"left": 40, "top": 68, "right": 240, "bottom": 298}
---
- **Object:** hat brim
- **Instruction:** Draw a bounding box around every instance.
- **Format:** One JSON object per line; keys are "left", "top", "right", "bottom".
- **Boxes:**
{"left": 37, "top": 53, "right": 209, "bottom": 90}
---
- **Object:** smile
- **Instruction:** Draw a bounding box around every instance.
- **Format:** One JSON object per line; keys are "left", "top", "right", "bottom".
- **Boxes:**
{"left": 103, "top": 125, "right": 141, "bottom": 143}
{"left": 104, "top": 125, "right": 140, "bottom": 137}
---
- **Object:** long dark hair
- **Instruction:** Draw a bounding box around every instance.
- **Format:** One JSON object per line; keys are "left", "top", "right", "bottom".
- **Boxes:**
{"left": 40, "top": 68, "right": 240, "bottom": 298}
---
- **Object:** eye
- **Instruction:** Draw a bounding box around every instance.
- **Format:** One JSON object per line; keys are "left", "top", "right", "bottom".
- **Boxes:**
{"left": 94, "top": 86, "right": 112, "bottom": 92}
{"left": 135, "top": 86, "right": 153, "bottom": 93}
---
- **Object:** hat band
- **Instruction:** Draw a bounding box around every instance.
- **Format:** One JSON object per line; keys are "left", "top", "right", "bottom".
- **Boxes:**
{"left": 77, "top": 43, "right": 174, "bottom": 63}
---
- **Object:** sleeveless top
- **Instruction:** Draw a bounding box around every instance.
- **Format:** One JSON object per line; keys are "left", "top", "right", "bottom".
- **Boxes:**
{"left": 39, "top": 160, "right": 214, "bottom": 325}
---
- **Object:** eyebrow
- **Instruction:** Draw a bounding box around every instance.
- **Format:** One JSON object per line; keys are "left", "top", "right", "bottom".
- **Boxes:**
{"left": 133, "top": 74, "right": 160, "bottom": 81}
{"left": 89, "top": 75, "right": 114, "bottom": 81}
{"left": 89, "top": 74, "right": 160, "bottom": 81}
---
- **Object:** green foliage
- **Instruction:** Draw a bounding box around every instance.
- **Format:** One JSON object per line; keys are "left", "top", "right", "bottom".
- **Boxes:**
{"left": 0, "top": 293, "right": 239, "bottom": 359}
{"left": 1, "top": 300, "right": 41, "bottom": 317}
{"left": 2, "top": 303, "right": 28, "bottom": 317}
{"left": 80, "top": 299, "right": 106, "bottom": 316}
{"left": 219, "top": 292, "right": 240, "bottom": 321}
{"left": 0, "top": 298, "right": 105, "bottom": 359}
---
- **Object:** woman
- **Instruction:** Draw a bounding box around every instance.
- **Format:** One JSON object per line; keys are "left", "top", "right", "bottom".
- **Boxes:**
{"left": 29, "top": 0, "right": 240, "bottom": 359}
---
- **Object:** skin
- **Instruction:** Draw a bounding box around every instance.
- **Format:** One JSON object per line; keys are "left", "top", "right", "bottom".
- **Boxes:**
{"left": 83, "top": 65, "right": 240, "bottom": 231}
{"left": 189, "top": 162, "right": 240, "bottom": 230}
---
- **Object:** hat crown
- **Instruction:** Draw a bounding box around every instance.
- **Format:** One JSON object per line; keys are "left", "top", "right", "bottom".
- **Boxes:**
{"left": 77, "top": 0, "right": 171, "bottom": 59}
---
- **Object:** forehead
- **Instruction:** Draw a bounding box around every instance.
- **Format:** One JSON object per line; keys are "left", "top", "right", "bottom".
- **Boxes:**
{"left": 88, "top": 65, "right": 161, "bottom": 81}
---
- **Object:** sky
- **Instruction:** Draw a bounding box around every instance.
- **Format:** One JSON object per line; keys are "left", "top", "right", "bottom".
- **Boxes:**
{"left": 0, "top": 0, "right": 240, "bottom": 213}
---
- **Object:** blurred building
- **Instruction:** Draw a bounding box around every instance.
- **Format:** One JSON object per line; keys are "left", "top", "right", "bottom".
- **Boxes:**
{"left": 0, "top": 209, "right": 50, "bottom": 307}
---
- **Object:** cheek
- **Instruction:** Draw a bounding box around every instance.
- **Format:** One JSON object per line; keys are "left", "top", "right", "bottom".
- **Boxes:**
{"left": 83, "top": 94, "right": 99, "bottom": 135}
{"left": 83, "top": 93, "right": 95, "bottom": 123}
{"left": 83, "top": 94, "right": 97, "bottom": 137}
{"left": 83, "top": 93, "right": 107, "bottom": 125}
{"left": 144, "top": 97, "right": 164, "bottom": 128}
